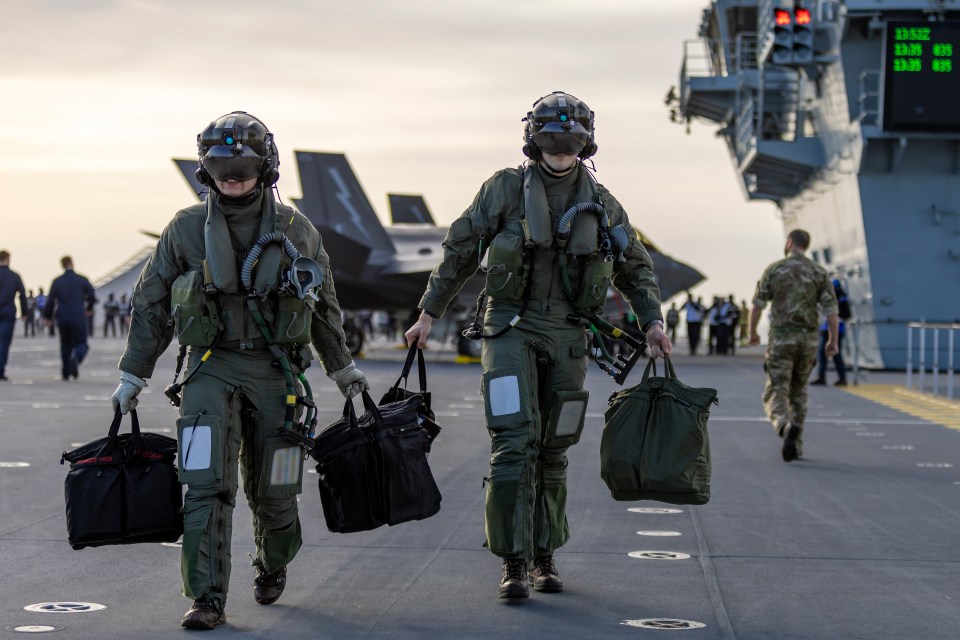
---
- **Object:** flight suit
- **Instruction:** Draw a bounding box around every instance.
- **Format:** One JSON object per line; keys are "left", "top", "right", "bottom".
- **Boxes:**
{"left": 119, "top": 189, "right": 352, "bottom": 604}
{"left": 419, "top": 163, "right": 662, "bottom": 562}
{"left": 754, "top": 252, "right": 838, "bottom": 452}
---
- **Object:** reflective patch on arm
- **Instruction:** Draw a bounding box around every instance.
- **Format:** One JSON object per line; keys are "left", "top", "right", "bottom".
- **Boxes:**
{"left": 488, "top": 375, "right": 521, "bottom": 416}
{"left": 181, "top": 425, "right": 211, "bottom": 470}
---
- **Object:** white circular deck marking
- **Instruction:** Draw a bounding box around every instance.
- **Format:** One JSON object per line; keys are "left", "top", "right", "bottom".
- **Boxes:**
{"left": 637, "top": 530, "right": 682, "bottom": 537}
{"left": 628, "top": 507, "right": 683, "bottom": 514}
{"left": 0, "top": 462, "right": 30, "bottom": 468}
{"left": 11, "top": 626, "right": 59, "bottom": 633}
{"left": 855, "top": 432, "right": 885, "bottom": 437}
{"left": 24, "top": 602, "right": 106, "bottom": 613}
{"left": 917, "top": 462, "right": 954, "bottom": 468}
{"left": 448, "top": 403, "right": 475, "bottom": 409}
{"left": 32, "top": 404, "right": 60, "bottom": 409}
{"left": 628, "top": 551, "right": 691, "bottom": 560}
{"left": 142, "top": 427, "right": 172, "bottom": 433}
{"left": 882, "top": 445, "right": 914, "bottom": 450}
{"left": 161, "top": 540, "right": 182, "bottom": 548}
{"left": 622, "top": 618, "right": 706, "bottom": 630}
{"left": 306, "top": 468, "right": 317, "bottom": 474}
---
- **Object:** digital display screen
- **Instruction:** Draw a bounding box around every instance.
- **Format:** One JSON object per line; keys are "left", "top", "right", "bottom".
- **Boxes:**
{"left": 882, "top": 21, "right": 960, "bottom": 131}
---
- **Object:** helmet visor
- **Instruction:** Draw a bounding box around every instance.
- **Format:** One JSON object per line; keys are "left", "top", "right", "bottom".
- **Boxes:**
{"left": 532, "top": 121, "right": 590, "bottom": 156}
{"left": 201, "top": 146, "right": 264, "bottom": 182}
{"left": 532, "top": 131, "right": 590, "bottom": 156}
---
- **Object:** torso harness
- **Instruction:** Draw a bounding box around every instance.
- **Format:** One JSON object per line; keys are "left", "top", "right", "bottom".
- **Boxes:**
{"left": 462, "top": 195, "right": 646, "bottom": 385}
{"left": 165, "top": 231, "right": 324, "bottom": 454}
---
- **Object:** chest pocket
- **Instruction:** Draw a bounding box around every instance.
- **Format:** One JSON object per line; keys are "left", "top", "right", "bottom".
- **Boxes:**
{"left": 170, "top": 270, "right": 220, "bottom": 347}
{"left": 485, "top": 230, "right": 527, "bottom": 303}
{"left": 572, "top": 256, "right": 614, "bottom": 312}
{"left": 271, "top": 296, "right": 314, "bottom": 345}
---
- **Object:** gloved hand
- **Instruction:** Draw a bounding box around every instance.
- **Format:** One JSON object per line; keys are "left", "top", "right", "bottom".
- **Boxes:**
{"left": 328, "top": 362, "right": 369, "bottom": 399}
{"left": 111, "top": 371, "right": 147, "bottom": 415}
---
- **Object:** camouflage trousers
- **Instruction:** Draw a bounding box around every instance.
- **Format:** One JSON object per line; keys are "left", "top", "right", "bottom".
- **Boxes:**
{"left": 762, "top": 332, "right": 818, "bottom": 453}
{"left": 480, "top": 303, "right": 589, "bottom": 563}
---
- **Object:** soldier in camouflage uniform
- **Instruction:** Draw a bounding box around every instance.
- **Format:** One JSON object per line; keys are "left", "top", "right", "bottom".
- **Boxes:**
{"left": 405, "top": 92, "right": 671, "bottom": 599}
{"left": 749, "top": 229, "right": 838, "bottom": 462}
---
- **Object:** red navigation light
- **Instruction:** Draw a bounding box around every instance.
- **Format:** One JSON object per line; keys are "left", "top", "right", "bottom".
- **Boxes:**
{"left": 775, "top": 9, "right": 792, "bottom": 26}
{"left": 795, "top": 8, "right": 811, "bottom": 25}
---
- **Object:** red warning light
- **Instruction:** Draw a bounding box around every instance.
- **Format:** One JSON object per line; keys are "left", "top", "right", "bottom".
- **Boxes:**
{"left": 775, "top": 9, "right": 792, "bottom": 26}
{"left": 795, "top": 8, "right": 812, "bottom": 25}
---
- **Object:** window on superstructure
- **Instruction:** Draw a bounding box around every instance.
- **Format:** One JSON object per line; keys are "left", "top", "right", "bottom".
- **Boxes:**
{"left": 823, "top": 248, "right": 832, "bottom": 265}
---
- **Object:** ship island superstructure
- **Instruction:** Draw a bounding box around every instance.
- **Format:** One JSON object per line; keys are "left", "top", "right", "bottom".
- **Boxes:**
{"left": 674, "top": 0, "right": 960, "bottom": 368}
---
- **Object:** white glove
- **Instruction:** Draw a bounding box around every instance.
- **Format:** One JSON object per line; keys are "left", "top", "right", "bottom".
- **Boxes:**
{"left": 328, "top": 362, "right": 369, "bottom": 399}
{"left": 111, "top": 371, "right": 147, "bottom": 415}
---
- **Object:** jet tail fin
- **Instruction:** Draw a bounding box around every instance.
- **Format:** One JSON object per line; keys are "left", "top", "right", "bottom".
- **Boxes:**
{"left": 294, "top": 151, "right": 395, "bottom": 252}
{"left": 173, "top": 158, "right": 208, "bottom": 200}
{"left": 388, "top": 194, "right": 435, "bottom": 225}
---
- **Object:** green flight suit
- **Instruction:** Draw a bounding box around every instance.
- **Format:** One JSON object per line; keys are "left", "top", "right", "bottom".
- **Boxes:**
{"left": 754, "top": 252, "right": 839, "bottom": 452}
{"left": 419, "top": 163, "right": 662, "bottom": 562}
{"left": 119, "top": 189, "right": 352, "bottom": 605}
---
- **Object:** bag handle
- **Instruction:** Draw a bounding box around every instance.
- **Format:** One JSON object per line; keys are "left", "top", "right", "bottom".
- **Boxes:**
{"left": 640, "top": 358, "right": 657, "bottom": 383}
{"left": 663, "top": 355, "right": 678, "bottom": 380}
{"left": 639, "top": 357, "right": 678, "bottom": 383}
{"left": 100, "top": 407, "right": 143, "bottom": 455}
{"left": 393, "top": 343, "right": 428, "bottom": 394}
{"left": 342, "top": 389, "right": 383, "bottom": 427}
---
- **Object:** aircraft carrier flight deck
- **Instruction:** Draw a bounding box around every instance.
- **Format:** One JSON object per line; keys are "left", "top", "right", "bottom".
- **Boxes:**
{"left": 1, "top": 337, "right": 959, "bottom": 639}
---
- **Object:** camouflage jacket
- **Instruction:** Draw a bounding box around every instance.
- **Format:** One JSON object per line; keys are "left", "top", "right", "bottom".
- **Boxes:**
{"left": 753, "top": 252, "right": 838, "bottom": 332}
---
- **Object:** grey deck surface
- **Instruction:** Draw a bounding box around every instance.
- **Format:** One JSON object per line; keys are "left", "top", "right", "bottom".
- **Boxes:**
{"left": 1, "top": 336, "right": 958, "bottom": 639}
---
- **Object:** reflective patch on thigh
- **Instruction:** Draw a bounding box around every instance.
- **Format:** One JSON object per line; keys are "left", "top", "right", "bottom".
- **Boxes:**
{"left": 270, "top": 446, "right": 303, "bottom": 486}
{"left": 555, "top": 398, "right": 586, "bottom": 436}
{"left": 181, "top": 425, "right": 212, "bottom": 471}
{"left": 489, "top": 375, "right": 521, "bottom": 417}
{"left": 544, "top": 389, "right": 589, "bottom": 448}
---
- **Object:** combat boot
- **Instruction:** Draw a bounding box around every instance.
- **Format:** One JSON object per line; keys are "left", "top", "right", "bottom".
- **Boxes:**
{"left": 254, "top": 565, "right": 287, "bottom": 605}
{"left": 498, "top": 558, "right": 529, "bottom": 599}
{"left": 529, "top": 555, "right": 563, "bottom": 593}
{"left": 180, "top": 597, "right": 225, "bottom": 630}
{"left": 781, "top": 424, "right": 800, "bottom": 463}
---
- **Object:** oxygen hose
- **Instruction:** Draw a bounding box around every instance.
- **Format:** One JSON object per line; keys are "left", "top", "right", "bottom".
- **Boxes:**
{"left": 240, "top": 232, "right": 317, "bottom": 451}
{"left": 240, "top": 231, "right": 301, "bottom": 292}
{"left": 555, "top": 202, "right": 613, "bottom": 311}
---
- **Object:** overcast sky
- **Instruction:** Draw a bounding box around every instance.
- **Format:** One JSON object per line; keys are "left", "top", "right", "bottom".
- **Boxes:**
{"left": 0, "top": 0, "right": 785, "bottom": 308}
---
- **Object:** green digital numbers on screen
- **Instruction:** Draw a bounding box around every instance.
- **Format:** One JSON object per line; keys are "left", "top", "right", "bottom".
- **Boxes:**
{"left": 894, "top": 43, "right": 924, "bottom": 56}
{"left": 894, "top": 27, "right": 932, "bottom": 41}
{"left": 932, "top": 59, "right": 953, "bottom": 72}
{"left": 933, "top": 43, "right": 954, "bottom": 57}
{"left": 893, "top": 58, "right": 923, "bottom": 72}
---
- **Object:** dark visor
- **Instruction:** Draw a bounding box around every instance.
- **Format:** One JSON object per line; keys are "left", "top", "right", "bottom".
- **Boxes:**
{"left": 201, "top": 146, "right": 264, "bottom": 182}
{"left": 532, "top": 131, "right": 590, "bottom": 156}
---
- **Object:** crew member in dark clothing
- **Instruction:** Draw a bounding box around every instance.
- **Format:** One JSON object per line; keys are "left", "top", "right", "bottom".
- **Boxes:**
{"left": 43, "top": 256, "right": 96, "bottom": 380}
{"left": 0, "top": 250, "right": 27, "bottom": 380}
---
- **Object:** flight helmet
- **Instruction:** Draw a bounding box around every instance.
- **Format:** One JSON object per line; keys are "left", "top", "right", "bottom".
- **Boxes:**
{"left": 196, "top": 111, "right": 280, "bottom": 187}
{"left": 522, "top": 91, "right": 597, "bottom": 160}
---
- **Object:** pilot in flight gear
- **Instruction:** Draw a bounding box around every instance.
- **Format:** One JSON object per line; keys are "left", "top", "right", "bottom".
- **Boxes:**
{"left": 111, "top": 111, "right": 369, "bottom": 630}
{"left": 405, "top": 92, "right": 673, "bottom": 599}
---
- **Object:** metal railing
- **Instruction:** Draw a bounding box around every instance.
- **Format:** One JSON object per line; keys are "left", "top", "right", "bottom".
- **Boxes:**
{"left": 857, "top": 69, "right": 881, "bottom": 126}
{"left": 905, "top": 322, "right": 960, "bottom": 399}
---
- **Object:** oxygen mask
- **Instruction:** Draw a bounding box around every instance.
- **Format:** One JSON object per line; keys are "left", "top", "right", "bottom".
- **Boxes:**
{"left": 282, "top": 256, "right": 323, "bottom": 301}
